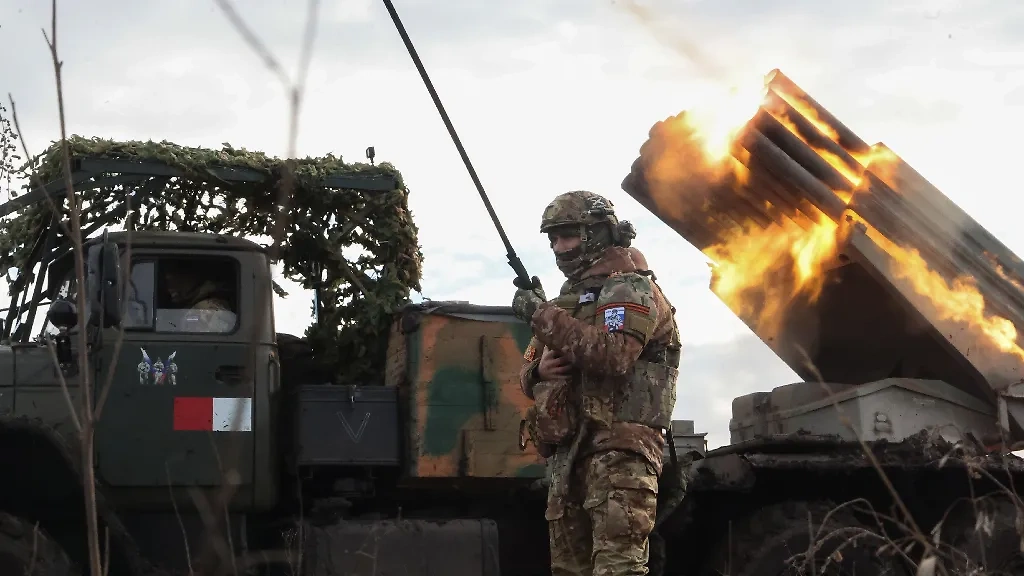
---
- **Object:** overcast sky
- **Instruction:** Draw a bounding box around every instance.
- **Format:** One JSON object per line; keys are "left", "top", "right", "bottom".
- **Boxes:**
{"left": 2, "top": 0, "right": 1022, "bottom": 448}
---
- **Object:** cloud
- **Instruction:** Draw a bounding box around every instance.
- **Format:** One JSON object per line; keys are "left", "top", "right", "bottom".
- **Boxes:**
{"left": 2, "top": 0, "right": 1023, "bottom": 447}
{"left": 673, "top": 335, "right": 798, "bottom": 449}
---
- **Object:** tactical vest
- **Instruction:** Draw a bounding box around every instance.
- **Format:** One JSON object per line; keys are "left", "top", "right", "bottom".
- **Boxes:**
{"left": 549, "top": 273, "right": 680, "bottom": 432}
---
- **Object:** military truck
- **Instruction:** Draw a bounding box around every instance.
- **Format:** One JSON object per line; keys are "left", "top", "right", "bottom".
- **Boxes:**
{"left": 0, "top": 143, "right": 567, "bottom": 576}
{"left": 4, "top": 68, "right": 1024, "bottom": 576}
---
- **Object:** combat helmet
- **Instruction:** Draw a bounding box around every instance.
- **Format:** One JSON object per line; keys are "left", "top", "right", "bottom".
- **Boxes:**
{"left": 540, "top": 190, "right": 635, "bottom": 278}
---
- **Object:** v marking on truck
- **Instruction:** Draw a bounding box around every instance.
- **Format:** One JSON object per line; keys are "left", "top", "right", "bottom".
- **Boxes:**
{"left": 337, "top": 411, "right": 371, "bottom": 442}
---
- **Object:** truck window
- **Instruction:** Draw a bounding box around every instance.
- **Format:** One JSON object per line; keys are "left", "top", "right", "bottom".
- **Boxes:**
{"left": 124, "top": 256, "right": 239, "bottom": 334}
{"left": 125, "top": 261, "right": 155, "bottom": 329}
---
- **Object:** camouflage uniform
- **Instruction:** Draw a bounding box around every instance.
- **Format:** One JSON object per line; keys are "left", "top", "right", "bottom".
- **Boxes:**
{"left": 514, "top": 191, "right": 681, "bottom": 576}
{"left": 166, "top": 268, "right": 236, "bottom": 333}
{"left": 184, "top": 288, "right": 235, "bottom": 333}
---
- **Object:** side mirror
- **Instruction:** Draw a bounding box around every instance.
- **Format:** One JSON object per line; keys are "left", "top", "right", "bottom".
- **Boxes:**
{"left": 46, "top": 299, "right": 77, "bottom": 373}
{"left": 87, "top": 237, "right": 122, "bottom": 328}
{"left": 47, "top": 299, "right": 78, "bottom": 331}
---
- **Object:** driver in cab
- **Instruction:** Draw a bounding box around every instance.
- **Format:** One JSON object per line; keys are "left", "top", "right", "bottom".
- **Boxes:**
{"left": 163, "top": 262, "right": 236, "bottom": 333}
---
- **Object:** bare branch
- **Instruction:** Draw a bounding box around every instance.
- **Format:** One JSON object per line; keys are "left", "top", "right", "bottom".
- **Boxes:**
{"left": 44, "top": 339, "right": 82, "bottom": 432}
{"left": 210, "top": 0, "right": 291, "bottom": 88}
{"left": 798, "top": 345, "right": 934, "bottom": 556}
{"left": 41, "top": 1, "right": 104, "bottom": 574}
{"left": 201, "top": 2, "right": 322, "bottom": 572}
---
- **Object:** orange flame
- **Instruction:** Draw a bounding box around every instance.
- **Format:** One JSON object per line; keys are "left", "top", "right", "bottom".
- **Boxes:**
{"left": 774, "top": 89, "right": 839, "bottom": 142}
{"left": 706, "top": 217, "right": 838, "bottom": 336}
{"left": 852, "top": 145, "right": 900, "bottom": 185}
{"left": 680, "top": 85, "right": 768, "bottom": 165}
{"left": 985, "top": 252, "right": 1024, "bottom": 295}
{"left": 640, "top": 71, "right": 1024, "bottom": 366}
{"left": 865, "top": 228, "right": 1024, "bottom": 362}
{"left": 770, "top": 111, "right": 866, "bottom": 187}
{"left": 769, "top": 85, "right": 899, "bottom": 191}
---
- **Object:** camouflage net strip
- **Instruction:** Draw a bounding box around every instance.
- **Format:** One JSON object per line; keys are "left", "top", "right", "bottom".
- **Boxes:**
{"left": 0, "top": 135, "right": 423, "bottom": 386}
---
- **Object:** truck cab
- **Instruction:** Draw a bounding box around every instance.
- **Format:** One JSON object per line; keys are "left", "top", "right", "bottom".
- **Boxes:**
{"left": 20, "top": 231, "right": 280, "bottom": 570}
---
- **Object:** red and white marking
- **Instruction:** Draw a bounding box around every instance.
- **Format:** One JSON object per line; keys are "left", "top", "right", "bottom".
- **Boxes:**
{"left": 173, "top": 397, "right": 252, "bottom": 432}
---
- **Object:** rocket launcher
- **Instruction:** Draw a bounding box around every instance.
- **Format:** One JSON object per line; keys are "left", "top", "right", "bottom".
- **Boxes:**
{"left": 621, "top": 69, "right": 1024, "bottom": 447}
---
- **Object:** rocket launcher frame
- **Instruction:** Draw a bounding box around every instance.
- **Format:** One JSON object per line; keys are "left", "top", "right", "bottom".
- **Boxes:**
{"left": 620, "top": 69, "right": 1024, "bottom": 446}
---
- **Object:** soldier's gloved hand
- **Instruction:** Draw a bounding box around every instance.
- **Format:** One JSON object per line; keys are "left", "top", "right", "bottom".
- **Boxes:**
{"left": 512, "top": 286, "right": 545, "bottom": 323}
{"left": 513, "top": 275, "right": 546, "bottom": 300}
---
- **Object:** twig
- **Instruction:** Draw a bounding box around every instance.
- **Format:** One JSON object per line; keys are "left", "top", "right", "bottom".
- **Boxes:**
{"left": 44, "top": 338, "right": 82, "bottom": 432}
{"left": 102, "top": 527, "right": 110, "bottom": 576}
{"left": 166, "top": 463, "right": 196, "bottom": 576}
{"left": 209, "top": 0, "right": 291, "bottom": 87}
{"left": 796, "top": 345, "right": 933, "bottom": 556}
{"left": 188, "top": 487, "right": 235, "bottom": 570}
{"left": 40, "top": 1, "right": 104, "bottom": 575}
{"left": 29, "top": 521, "right": 40, "bottom": 574}
{"left": 204, "top": 1, "right": 322, "bottom": 572}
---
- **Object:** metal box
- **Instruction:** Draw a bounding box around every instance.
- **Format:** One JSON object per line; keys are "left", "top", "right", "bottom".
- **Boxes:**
{"left": 385, "top": 301, "right": 547, "bottom": 479}
{"left": 730, "top": 377, "right": 998, "bottom": 445}
{"left": 296, "top": 385, "right": 401, "bottom": 466}
{"left": 668, "top": 419, "right": 707, "bottom": 458}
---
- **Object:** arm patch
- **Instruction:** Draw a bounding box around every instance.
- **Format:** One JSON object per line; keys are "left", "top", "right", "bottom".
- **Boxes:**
{"left": 523, "top": 335, "right": 544, "bottom": 361}
{"left": 524, "top": 341, "right": 539, "bottom": 362}
{"left": 595, "top": 273, "right": 658, "bottom": 343}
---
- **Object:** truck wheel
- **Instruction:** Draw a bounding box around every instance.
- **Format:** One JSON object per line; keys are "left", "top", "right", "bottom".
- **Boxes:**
{"left": 940, "top": 495, "right": 1024, "bottom": 574}
{"left": 701, "top": 500, "right": 908, "bottom": 576}
{"left": 0, "top": 512, "right": 79, "bottom": 576}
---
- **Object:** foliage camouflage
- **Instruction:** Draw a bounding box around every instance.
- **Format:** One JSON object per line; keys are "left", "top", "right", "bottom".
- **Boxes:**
{"left": 0, "top": 105, "right": 20, "bottom": 199}
{"left": 0, "top": 135, "right": 423, "bottom": 386}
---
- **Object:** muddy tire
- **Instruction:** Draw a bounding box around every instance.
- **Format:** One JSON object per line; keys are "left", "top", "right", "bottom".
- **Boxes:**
{"left": 701, "top": 500, "right": 908, "bottom": 576}
{"left": 0, "top": 512, "right": 79, "bottom": 576}
{"left": 940, "top": 495, "right": 1024, "bottom": 575}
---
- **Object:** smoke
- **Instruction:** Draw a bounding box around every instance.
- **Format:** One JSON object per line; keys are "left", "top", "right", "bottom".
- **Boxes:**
{"left": 615, "top": 0, "right": 744, "bottom": 89}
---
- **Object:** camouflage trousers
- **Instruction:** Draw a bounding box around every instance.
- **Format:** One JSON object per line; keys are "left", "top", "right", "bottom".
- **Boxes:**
{"left": 548, "top": 449, "right": 659, "bottom": 576}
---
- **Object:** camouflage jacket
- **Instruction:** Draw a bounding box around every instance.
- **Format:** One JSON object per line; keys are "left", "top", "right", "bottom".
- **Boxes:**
{"left": 519, "top": 246, "right": 680, "bottom": 473}
{"left": 182, "top": 288, "right": 235, "bottom": 333}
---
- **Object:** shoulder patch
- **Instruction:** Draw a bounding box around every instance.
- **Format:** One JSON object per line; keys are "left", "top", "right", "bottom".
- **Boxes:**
{"left": 602, "top": 306, "right": 626, "bottom": 332}
{"left": 594, "top": 272, "right": 659, "bottom": 341}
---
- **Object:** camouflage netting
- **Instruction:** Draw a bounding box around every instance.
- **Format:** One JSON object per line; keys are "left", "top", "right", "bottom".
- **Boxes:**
{"left": 0, "top": 135, "right": 423, "bottom": 386}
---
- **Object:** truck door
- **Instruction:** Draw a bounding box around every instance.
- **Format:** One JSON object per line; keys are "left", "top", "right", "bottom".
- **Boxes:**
{"left": 94, "top": 252, "right": 256, "bottom": 488}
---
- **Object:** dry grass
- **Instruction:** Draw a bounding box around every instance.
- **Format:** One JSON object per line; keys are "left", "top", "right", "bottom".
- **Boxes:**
{"left": 780, "top": 345, "right": 1024, "bottom": 576}
{"left": 4, "top": 0, "right": 323, "bottom": 573}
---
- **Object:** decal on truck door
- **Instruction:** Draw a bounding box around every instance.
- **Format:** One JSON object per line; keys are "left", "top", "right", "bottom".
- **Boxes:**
{"left": 173, "top": 397, "right": 253, "bottom": 432}
{"left": 138, "top": 347, "right": 178, "bottom": 385}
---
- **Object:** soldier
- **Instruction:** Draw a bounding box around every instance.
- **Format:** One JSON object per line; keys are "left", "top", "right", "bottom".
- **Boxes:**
{"left": 163, "top": 262, "right": 236, "bottom": 333}
{"left": 512, "top": 190, "right": 681, "bottom": 576}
